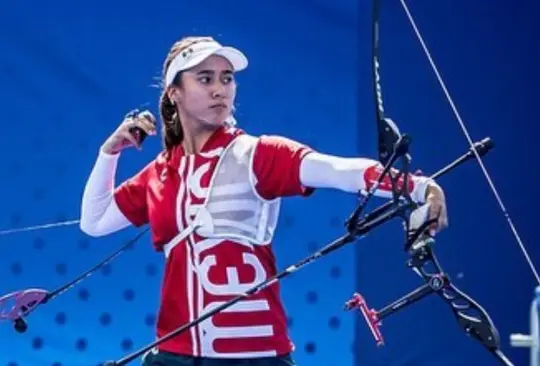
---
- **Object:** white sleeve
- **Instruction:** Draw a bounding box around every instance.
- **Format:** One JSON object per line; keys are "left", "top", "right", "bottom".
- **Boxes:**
{"left": 299, "top": 152, "right": 436, "bottom": 203}
{"left": 79, "top": 150, "right": 132, "bottom": 237}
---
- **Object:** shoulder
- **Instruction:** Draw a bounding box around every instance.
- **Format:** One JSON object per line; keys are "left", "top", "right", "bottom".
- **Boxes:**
{"left": 254, "top": 134, "right": 314, "bottom": 159}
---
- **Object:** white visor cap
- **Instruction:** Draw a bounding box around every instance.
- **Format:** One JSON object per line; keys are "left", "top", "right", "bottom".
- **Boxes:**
{"left": 165, "top": 39, "right": 248, "bottom": 87}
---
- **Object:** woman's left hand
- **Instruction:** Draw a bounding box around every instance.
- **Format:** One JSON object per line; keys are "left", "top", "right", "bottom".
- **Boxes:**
{"left": 425, "top": 183, "right": 448, "bottom": 236}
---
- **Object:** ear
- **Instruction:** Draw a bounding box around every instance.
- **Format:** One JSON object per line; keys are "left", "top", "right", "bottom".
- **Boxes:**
{"left": 168, "top": 85, "right": 186, "bottom": 106}
{"left": 167, "top": 86, "right": 178, "bottom": 105}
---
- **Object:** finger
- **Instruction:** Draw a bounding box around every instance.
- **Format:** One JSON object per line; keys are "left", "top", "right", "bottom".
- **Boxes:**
{"left": 123, "top": 117, "right": 153, "bottom": 140}
{"left": 428, "top": 204, "right": 442, "bottom": 235}
{"left": 439, "top": 208, "right": 449, "bottom": 229}
{"left": 135, "top": 117, "right": 157, "bottom": 135}
{"left": 129, "top": 113, "right": 156, "bottom": 133}
{"left": 428, "top": 203, "right": 441, "bottom": 220}
{"left": 122, "top": 116, "right": 139, "bottom": 129}
{"left": 121, "top": 130, "right": 141, "bottom": 150}
{"left": 139, "top": 110, "right": 157, "bottom": 125}
{"left": 433, "top": 207, "right": 449, "bottom": 235}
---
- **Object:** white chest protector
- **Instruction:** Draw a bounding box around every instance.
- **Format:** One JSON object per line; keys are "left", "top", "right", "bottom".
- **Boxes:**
{"left": 163, "top": 135, "right": 281, "bottom": 258}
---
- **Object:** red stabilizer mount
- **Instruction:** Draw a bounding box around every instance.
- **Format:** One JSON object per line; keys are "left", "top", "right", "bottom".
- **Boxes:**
{"left": 345, "top": 292, "right": 384, "bottom": 346}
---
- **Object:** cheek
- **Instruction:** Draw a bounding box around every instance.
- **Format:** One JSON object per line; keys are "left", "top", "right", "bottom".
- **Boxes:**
{"left": 227, "top": 84, "right": 237, "bottom": 98}
{"left": 184, "top": 89, "right": 209, "bottom": 110}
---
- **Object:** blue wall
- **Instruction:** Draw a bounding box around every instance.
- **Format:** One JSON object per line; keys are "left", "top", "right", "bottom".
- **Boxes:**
{"left": 0, "top": 1, "right": 538, "bottom": 366}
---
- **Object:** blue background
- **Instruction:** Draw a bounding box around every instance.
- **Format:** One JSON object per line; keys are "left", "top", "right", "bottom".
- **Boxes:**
{"left": 0, "top": 1, "right": 538, "bottom": 365}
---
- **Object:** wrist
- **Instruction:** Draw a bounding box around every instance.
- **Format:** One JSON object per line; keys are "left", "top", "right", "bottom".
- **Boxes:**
{"left": 410, "top": 175, "right": 437, "bottom": 204}
{"left": 424, "top": 181, "right": 441, "bottom": 200}
{"left": 100, "top": 143, "right": 120, "bottom": 156}
{"left": 100, "top": 138, "right": 122, "bottom": 155}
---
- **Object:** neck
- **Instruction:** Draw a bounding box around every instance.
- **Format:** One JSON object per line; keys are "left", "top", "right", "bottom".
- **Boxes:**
{"left": 180, "top": 114, "right": 220, "bottom": 155}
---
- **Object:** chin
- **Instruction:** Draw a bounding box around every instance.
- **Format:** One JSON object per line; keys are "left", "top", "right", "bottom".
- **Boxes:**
{"left": 200, "top": 116, "right": 226, "bottom": 127}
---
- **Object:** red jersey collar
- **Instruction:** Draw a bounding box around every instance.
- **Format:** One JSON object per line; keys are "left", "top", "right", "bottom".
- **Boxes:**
{"left": 164, "top": 125, "right": 244, "bottom": 168}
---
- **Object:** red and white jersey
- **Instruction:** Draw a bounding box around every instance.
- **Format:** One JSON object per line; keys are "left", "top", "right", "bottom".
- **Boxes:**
{"left": 113, "top": 126, "right": 313, "bottom": 358}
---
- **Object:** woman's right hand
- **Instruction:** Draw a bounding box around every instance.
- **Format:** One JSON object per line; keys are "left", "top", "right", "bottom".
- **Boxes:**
{"left": 101, "top": 110, "right": 157, "bottom": 155}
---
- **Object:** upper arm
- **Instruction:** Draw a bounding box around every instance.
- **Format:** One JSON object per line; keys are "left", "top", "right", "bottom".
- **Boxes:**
{"left": 113, "top": 161, "right": 153, "bottom": 227}
{"left": 252, "top": 135, "right": 315, "bottom": 200}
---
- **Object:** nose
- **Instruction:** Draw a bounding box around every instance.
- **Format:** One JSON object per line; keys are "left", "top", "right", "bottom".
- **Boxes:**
{"left": 211, "top": 83, "right": 226, "bottom": 99}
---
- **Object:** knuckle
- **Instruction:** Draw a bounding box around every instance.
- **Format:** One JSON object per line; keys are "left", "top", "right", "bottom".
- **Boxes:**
{"left": 123, "top": 118, "right": 135, "bottom": 127}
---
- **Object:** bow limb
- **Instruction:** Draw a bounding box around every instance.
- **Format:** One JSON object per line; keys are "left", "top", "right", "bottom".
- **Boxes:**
{"left": 407, "top": 238, "right": 513, "bottom": 365}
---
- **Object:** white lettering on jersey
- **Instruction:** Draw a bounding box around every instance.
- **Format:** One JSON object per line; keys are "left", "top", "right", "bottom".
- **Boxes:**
{"left": 177, "top": 144, "right": 276, "bottom": 357}
{"left": 198, "top": 300, "right": 276, "bottom": 358}
{"left": 188, "top": 162, "right": 211, "bottom": 199}
{"left": 198, "top": 253, "right": 267, "bottom": 295}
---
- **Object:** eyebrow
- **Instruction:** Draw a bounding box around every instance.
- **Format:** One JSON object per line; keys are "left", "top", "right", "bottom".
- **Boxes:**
{"left": 195, "top": 69, "right": 234, "bottom": 75}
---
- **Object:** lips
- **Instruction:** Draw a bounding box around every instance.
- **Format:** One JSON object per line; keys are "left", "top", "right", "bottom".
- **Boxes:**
{"left": 210, "top": 103, "right": 227, "bottom": 109}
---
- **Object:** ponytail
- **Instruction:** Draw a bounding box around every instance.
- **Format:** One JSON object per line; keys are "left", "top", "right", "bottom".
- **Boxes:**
{"left": 159, "top": 90, "right": 183, "bottom": 150}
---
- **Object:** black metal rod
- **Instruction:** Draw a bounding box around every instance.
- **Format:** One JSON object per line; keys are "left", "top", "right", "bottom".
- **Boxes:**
{"left": 430, "top": 137, "right": 494, "bottom": 179}
{"left": 357, "top": 136, "right": 494, "bottom": 226}
{"left": 377, "top": 283, "right": 434, "bottom": 320}
{"left": 346, "top": 137, "right": 408, "bottom": 232}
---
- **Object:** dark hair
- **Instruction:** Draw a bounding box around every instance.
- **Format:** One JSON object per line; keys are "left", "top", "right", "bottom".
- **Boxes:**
{"left": 159, "top": 36, "right": 214, "bottom": 150}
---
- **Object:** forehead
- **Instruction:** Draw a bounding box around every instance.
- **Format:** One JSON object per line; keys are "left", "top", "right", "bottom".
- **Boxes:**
{"left": 188, "top": 54, "right": 234, "bottom": 73}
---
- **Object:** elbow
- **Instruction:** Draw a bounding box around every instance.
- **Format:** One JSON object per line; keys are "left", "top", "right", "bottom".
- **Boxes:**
{"left": 79, "top": 218, "right": 105, "bottom": 237}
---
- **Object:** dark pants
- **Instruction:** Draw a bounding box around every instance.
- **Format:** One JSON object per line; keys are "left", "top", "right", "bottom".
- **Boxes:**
{"left": 141, "top": 349, "right": 296, "bottom": 366}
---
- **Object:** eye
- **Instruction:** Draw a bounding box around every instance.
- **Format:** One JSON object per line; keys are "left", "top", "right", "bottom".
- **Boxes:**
{"left": 198, "top": 76, "right": 211, "bottom": 84}
{"left": 222, "top": 75, "right": 234, "bottom": 84}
